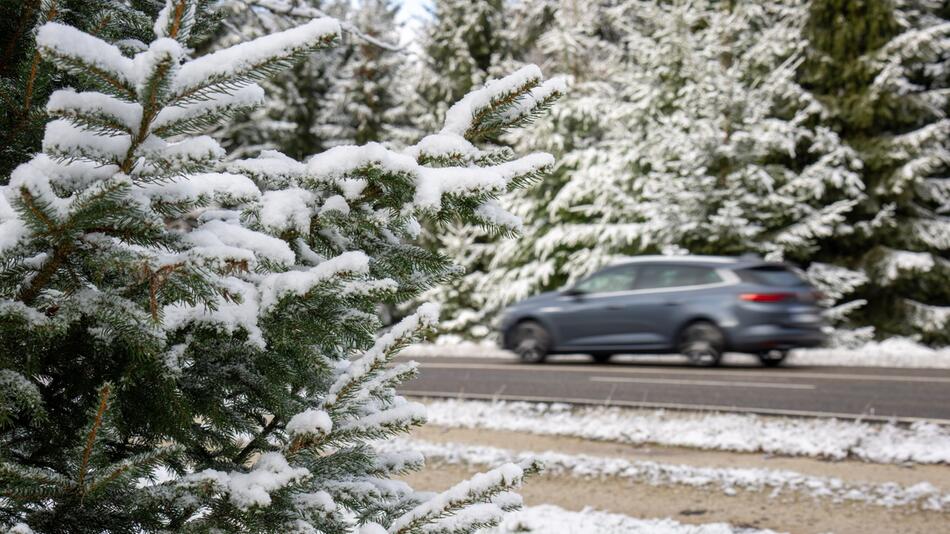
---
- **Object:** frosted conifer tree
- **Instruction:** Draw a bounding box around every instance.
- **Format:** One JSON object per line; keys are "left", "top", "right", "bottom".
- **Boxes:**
{"left": 210, "top": 0, "right": 352, "bottom": 158}
{"left": 428, "top": 0, "right": 867, "bottom": 340}
{"left": 415, "top": 0, "right": 513, "bottom": 131}
{"left": 314, "top": 0, "right": 415, "bottom": 147}
{"left": 0, "top": 1, "right": 561, "bottom": 530}
{"left": 801, "top": 0, "right": 950, "bottom": 344}
{"left": 214, "top": 0, "right": 415, "bottom": 159}
{"left": 0, "top": 0, "right": 219, "bottom": 179}
{"left": 413, "top": 0, "right": 552, "bottom": 336}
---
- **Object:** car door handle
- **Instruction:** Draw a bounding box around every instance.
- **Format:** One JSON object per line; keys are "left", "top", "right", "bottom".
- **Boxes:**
{"left": 605, "top": 304, "right": 624, "bottom": 310}
{"left": 663, "top": 301, "right": 681, "bottom": 306}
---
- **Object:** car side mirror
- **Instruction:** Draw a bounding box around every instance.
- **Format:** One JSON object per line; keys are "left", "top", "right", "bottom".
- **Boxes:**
{"left": 564, "top": 287, "right": 585, "bottom": 298}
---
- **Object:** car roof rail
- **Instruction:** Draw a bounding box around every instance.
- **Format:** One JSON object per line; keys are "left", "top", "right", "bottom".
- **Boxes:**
{"left": 610, "top": 254, "right": 739, "bottom": 265}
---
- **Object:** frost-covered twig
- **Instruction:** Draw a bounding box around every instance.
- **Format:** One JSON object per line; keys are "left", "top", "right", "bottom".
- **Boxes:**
{"left": 388, "top": 462, "right": 536, "bottom": 534}
{"left": 247, "top": 0, "right": 405, "bottom": 52}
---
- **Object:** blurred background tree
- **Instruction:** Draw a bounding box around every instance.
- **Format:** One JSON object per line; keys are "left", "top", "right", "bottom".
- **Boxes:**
{"left": 800, "top": 0, "right": 950, "bottom": 344}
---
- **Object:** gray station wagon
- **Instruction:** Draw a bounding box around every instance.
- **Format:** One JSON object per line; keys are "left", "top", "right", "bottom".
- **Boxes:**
{"left": 498, "top": 256, "right": 827, "bottom": 366}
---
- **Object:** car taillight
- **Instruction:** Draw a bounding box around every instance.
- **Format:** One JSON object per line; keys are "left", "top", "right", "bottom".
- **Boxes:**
{"left": 739, "top": 292, "right": 796, "bottom": 303}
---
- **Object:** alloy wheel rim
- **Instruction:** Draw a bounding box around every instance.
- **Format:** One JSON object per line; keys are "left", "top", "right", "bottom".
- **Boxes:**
{"left": 684, "top": 340, "right": 717, "bottom": 365}
{"left": 516, "top": 335, "right": 542, "bottom": 361}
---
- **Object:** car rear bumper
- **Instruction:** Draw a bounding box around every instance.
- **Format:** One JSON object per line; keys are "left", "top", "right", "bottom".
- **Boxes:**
{"left": 726, "top": 324, "right": 827, "bottom": 352}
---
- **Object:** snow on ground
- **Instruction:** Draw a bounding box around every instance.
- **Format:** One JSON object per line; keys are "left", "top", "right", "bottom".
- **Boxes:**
{"left": 420, "top": 399, "right": 950, "bottom": 465}
{"left": 485, "top": 504, "right": 783, "bottom": 534}
{"left": 402, "top": 340, "right": 510, "bottom": 358}
{"left": 402, "top": 337, "right": 950, "bottom": 368}
{"left": 789, "top": 338, "right": 950, "bottom": 368}
{"left": 383, "top": 438, "right": 950, "bottom": 511}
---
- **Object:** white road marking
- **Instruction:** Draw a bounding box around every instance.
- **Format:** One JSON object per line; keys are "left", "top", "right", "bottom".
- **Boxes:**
{"left": 397, "top": 390, "right": 950, "bottom": 425}
{"left": 414, "top": 361, "right": 950, "bottom": 384}
{"left": 589, "top": 376, "right": 816, "bottom": 390}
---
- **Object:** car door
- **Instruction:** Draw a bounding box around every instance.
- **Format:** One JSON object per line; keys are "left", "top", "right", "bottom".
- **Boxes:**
{"left": 629, "top": 263, "right": 727, "bottom": 346}
{"left": 546, "top": 264, "right": 647, "bottom": 349}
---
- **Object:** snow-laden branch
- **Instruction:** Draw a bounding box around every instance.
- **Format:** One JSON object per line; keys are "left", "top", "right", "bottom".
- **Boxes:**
{"left": 185, "top": 452, "right": 309, "bottom": 509}
{"left": 239, "top": 140, "right": 554, "bottom": 231}
{"left": 247, "top": 0, "right": 405, "bottom": 52}
{"left": 173, "top": 17, "right": 340, "bottom": 100}
{"left": 323, "top": 303, "right": 440, "bottom": 410}
{"left": 388, "top": 463, "right": 529, "bottom": 534}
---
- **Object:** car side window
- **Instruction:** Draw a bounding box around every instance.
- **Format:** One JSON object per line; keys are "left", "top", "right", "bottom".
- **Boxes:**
{"left": 635, "top": 265, "right": 722, "bottom": 290}
{"left": 574, "top": 265, "right": 638, "bottom": 294}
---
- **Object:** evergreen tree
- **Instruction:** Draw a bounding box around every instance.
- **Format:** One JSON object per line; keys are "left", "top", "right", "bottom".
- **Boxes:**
{"left": 0, "top": 0, "right": 219, "bottom": 181}
{"left": 0, "top": 1, "right": 560, "bottom": 530}
{"left": 210, "top": 0, "right": 352, "bottom": 159}
{"left": 315, "top": 0, "right": 415, "bottom": 147}
{"left": 801, "top": 0, "right": 950, "bottom": 344}
{"left": 415, "top": 0, "right": 513, "bottom": 131}
{"left": 430, "top": 0, "right": 867, "bottom": 340}
{"left": 412, "top": 0, "right": 549, "bottom": 335}
{"left": 215, "top": 0, "right": 415, "bottom": 160}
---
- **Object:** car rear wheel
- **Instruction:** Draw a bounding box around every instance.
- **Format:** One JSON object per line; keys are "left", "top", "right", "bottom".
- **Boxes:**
{"left": 591, "top": 353, "right": 612, "bottom": 364}
{"left": 678, "top": 322, "right": 724, "bottom": 367}
{"left": 511, "top": 321, "right": 550, "bottom": 364}
{"left": 758, "top": 349, "right": 788, "bottom": 367}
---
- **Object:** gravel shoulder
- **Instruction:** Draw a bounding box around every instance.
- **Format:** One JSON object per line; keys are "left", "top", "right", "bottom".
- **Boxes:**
{"left": 401, "top": 425, "right": 950, "bottom": 534}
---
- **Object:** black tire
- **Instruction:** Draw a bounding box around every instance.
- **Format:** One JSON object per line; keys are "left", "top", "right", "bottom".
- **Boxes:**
{"left": 511, "top": 321, "right": 551, "bottom": 364}
{"left": 678, "top": 321, "right": 725, "bottom": 367}
{"left": 758, "top": 349, "right": 788, "bottom": 367}
{"left": 591, "top": 353, "right": 613, "bottom": 364}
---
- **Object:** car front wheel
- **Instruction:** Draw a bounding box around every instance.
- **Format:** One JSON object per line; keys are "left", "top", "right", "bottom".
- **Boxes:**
{"left": 511, "top": 321, "right": 551, "bottom": 364}
{"left": 678, "top": 321, "right": 724, "bottom": 367}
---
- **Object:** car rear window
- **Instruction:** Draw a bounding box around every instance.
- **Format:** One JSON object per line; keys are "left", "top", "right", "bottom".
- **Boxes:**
{"left": 738, "top": 266, "right": 807, "bottom": 287}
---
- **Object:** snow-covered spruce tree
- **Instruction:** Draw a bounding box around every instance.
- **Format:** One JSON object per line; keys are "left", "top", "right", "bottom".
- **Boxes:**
{"left": 209, "top": 0, "right": 352, "bottom": 159}
{"left": 412, "top": 0, "right": 551, "bottom": 337}
{"left": 415, "top": 0, "right": 514, "bottom": 132}
{"left": 428, "top": 0, "right": 868, "bottom": 340}
{"left": 0, "top": 2, "right": 560, "bottom": 531}
{"left": 0, "top": 0, "right": 218, "bottom": 180}
{"left": 313, "top": 0, "right": 414, "bottom": 147}
{"left": 800, "top": 0, "right": 950, "bottom": 344}
{"left": 624, "top": 1, "right": 865, "bottom": 262}
{"left": 213, "top": 0, "right": 415, "bottom": 160}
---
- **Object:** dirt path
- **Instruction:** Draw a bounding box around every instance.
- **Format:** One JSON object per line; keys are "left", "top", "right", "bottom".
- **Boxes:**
{"left": 400, "top": 425, "right": 950, "bottom": 534}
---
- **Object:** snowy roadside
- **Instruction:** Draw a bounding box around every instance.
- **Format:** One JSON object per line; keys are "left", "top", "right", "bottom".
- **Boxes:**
{"left": 384, "top": 437, "right": 950, "bottom": 511}
{"left": 419, "top": 399, "right": 950, "bottom": 465}
{"left": 402, "top": 336, "right": 950, "bottom": 368}
{"left": 484, "top": 504, "right": 783, "bottom": 534}
{"left": 790, "top": 338, "right": 950, "bottom": 368}
{"left": 402, "top": 341, "right": 510, "bottom": 358}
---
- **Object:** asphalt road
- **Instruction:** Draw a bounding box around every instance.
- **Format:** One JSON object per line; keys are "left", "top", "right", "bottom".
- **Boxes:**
{"left": 397, "top": 356, "right": 950, "bottom": 423}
